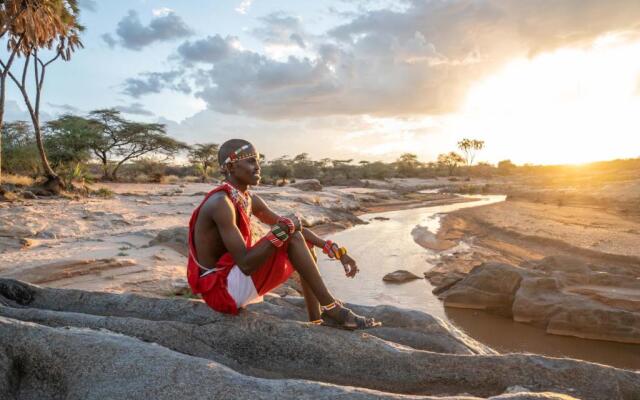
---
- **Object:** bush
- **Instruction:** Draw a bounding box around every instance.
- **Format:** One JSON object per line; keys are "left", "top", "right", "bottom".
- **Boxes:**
{"left": 1, "top": 174, "right": 34, "bottom": 187}
{"left": 93, "top": 187, "right": 114, "bottom": 198}
{"left": 160, "top": 175, "right": 180, "bottom": 184}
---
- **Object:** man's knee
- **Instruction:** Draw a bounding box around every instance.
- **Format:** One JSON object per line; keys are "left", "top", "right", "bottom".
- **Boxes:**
{"left": 289, "top": 231, "right": 305, "bottom": 244}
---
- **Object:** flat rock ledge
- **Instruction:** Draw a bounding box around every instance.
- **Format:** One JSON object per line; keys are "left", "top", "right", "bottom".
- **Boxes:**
{"left": 0, "top": 279, "right": 638, "bottom": 400}
{"left": 436, "top": 258, "right": 640, "bottom": 344}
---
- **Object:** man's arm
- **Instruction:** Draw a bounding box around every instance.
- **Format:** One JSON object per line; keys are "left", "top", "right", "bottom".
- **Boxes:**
{"left": 252, "top": 194, "right": 324, "bottom": 247}
{"left": 209, "top": 194, "right": 276, "bottom": 275}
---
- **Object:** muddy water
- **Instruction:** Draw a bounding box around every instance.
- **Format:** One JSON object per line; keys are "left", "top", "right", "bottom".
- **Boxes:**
{"left": 319, "top": 195, "right": 640, "bottom": 371}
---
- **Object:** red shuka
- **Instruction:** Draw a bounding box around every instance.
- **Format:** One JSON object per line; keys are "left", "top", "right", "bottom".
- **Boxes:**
{"left": 187, "top": 182, "right": 295, "bottom": 314}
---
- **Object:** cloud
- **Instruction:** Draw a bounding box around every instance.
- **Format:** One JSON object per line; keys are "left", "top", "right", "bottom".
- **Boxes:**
{"left": 4, "top": 100, "right": 54, "bottom": 122}
{"left": 107, "top": 10, "right": 193, "bottom": 51}
{"left": 122, "top": 70, "right": 192, "bottom": 98}
{"left": 251, "top": 12, "right": 308, "bottom": 49}
{"left": 101, "top": 33, "right": 117, "bottom": 48}
{"left": 78, "top": 0, "right": 97, "bottom": 12}
{"left": 235, "top": 0, "right": 253, "bottom": 15}
{"left": 176, "top": 35, "right": 239, "bottom": 64}
{"left": 47, "top": 103, "right": 83, "bottom": 114}
{"left": 131, "top": 0, "right": 640, "bottom": 119}
{"left": 152, "top": 7, "right": 174, "bottom": 17}
{"left": 115, "top": 102, "right": 155, "bottom": 116}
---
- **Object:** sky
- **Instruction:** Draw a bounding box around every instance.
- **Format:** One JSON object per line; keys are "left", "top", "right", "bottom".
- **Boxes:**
{"left": 4, "top": 0, "right": 640, "bottom": 165}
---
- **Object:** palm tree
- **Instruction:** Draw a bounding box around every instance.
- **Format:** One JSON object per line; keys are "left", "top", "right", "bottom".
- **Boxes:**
{"left": 2, "top": 0, "right": 83, "bottom": 191}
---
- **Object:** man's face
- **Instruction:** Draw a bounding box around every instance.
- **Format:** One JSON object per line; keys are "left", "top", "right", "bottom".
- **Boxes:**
{"left": 229, "top": 146, "right": 261, "bottom": 186}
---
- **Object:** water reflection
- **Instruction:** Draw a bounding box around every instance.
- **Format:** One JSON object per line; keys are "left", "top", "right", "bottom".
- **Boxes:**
{"left": 446, "top": 308, "right": 640, "bottom": 370}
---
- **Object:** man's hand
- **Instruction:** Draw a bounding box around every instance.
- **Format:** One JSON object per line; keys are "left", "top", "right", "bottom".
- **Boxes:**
{"left": 284, "top": 214, "right": 303, "bottom": 232}
{"left": 340, "top": 254, "right": 359, "bottom": 278}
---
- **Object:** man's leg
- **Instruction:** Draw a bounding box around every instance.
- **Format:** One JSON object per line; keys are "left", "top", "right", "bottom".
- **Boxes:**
{"left": 287, "top": 232, "right": 380, "bottom": 328}
{"left": 287, "top": 232, "right": 334, "bottom": 306}
{"left": 300, "top": 277, "right": 321, "bottom": 321}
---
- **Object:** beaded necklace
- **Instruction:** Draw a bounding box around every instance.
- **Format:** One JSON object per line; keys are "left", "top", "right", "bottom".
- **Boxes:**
{"left": 223, "top": 180, "right": 251, "bottom": 216}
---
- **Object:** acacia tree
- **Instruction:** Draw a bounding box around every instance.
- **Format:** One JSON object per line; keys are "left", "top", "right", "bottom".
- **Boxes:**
{"left": 2, "top": 0, "right": 83, "bottom": 190}
{"left": 188, "top": 143, "right": 219, "bottom": 181}
{"left": 87, "top": 109, "right": 188, "bottom": 181}
{"left": 437, "top": 152, "right": 464, "bottom": 176}
{"left": 396, "top": 153, "right": 421, "bottom": 177}
{"left": 268, "top": 156, "right": 293, "bottom": 185}
{"left": 457, "top": 138, "right": 485, "bottom": 166}
{"left": 45, "top": 114, "right": 99, "bottom": 169}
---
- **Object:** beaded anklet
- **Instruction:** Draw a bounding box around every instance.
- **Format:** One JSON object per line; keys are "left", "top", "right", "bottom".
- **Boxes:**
{"left": 320, "top": 301, "right": 338, "bottom": 312}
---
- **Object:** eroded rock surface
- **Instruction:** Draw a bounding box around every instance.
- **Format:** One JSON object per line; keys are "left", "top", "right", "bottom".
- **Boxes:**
{"left": 437, "top": 258, "right": 640, "bottom": 344}
{"left": 0, "top": 279, "right": 638, "bottom": 400}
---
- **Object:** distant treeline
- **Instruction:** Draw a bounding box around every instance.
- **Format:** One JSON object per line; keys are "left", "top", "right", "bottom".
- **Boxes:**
{"left": 3, "top": 108, "right": 637, "bottom": 186}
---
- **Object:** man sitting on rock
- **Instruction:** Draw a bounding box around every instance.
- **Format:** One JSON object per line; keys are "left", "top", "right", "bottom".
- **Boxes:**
{"left": 187, "top": 139, "right": 381, "bottom": 329}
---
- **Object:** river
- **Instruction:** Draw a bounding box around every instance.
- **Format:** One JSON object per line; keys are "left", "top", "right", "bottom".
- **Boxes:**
{"left": 319, "top": 195, "right": 640, "bottom": 370}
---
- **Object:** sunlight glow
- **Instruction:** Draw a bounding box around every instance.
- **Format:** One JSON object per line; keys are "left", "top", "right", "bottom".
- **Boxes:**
{"left": 348, "top": 33, "right": 640, "bottom": 165}
{"left": 455, "top": 32, "right": 640, "bottom": 165}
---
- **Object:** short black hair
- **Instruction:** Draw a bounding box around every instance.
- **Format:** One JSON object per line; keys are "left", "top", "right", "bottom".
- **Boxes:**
{"left": 218, "top": 139, "right": 253, "bottom": 166}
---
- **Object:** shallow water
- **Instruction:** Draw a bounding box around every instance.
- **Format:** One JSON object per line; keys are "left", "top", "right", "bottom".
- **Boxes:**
{"left": 320, "top": 195, "right": 640, "bottom": 370}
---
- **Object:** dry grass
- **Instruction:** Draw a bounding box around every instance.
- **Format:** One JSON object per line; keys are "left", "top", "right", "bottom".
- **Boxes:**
{"left": 1, "top": 174, "right": 34, "bottom": 187}
{"left": 160, "top": 175, "right": 180, "bottom": 184}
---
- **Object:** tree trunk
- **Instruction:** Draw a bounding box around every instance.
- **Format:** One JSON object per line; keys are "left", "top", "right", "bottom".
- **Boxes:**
{"left": 0, "top": 75, "right": 5, "bottom": 185}
{"left": 101, "top": 158, "right": 110, "bottom": 181}
{"left": 32, "top": 121, "right": 57, "bottom": 179}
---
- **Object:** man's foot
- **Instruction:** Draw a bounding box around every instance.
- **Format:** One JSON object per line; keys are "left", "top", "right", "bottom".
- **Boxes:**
{"left": 322, "top": 303, "right": 381, "bottom": 330}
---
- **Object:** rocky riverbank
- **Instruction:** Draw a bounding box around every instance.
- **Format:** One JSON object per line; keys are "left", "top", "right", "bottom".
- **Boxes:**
{"left": 423, "top": 199, "right": 640, "bottom": 346}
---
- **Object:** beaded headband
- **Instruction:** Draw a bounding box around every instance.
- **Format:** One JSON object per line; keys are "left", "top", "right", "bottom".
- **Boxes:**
{"left": 221, "top": 144, "right": 259, "bottom": 165}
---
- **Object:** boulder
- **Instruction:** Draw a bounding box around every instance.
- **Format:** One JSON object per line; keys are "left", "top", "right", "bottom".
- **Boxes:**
{"left": 383, "top": 270, "right": 423, "bottom": 283}
{"left": 149, "top": 226, "right": 189, "bottom": 256}
{"left": 22, "top": 190, "right": 37, "bottom": 199}
{"left": 438, "top": 263, "right": 527, "bottom": 316}
{"left": 290, "top": 179, "right": 323, "bottom": 192}
{"left": 513, "top": 277, "right": 640, "bottom": 344}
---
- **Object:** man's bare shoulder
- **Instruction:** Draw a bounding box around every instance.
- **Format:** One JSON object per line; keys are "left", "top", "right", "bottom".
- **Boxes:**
{"left": 200, "top": 191, "right": 234, "bottom": 220}
{"left": 250, "top": 193, "right": 269, "bottom": 208}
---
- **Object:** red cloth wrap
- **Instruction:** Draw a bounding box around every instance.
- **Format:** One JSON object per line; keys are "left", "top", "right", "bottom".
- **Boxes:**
{"left": 187, "top": 183, "right": 295, "bottom": 315}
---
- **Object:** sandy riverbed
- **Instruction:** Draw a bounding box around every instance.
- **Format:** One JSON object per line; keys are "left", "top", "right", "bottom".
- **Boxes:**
{"left": 0, "top": 180, "right": 461, "bottom": 297}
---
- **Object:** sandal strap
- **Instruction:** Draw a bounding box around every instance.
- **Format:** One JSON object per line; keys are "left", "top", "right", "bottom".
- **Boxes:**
{"left": 309, "top": 319, "right": 323, "bottom": 325}
{"left": 320, "top": 301, "right": 338, "bottom": 312}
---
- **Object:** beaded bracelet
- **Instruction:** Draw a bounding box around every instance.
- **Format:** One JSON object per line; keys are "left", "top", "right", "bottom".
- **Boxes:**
{"left": 267, "top": 224, "right": 289, "bottom": 247}
{"left": 277, "top": 216, "right": 296, "bottom": 234}
{"left": 322, "top": 240, "right": 336, "bottom": 258}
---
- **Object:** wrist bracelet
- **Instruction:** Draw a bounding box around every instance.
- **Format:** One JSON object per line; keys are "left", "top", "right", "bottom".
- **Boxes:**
{"left": 323, "top": 241, "right": 348, "bottom": 260}
{"left": 323, "top": 240, "right": 335, "bottom": 258}
{"left": 267, "top": 231, "right": 285, "bottom": 247}
{"left": 278, "top": 216, "right": 296, "bottom": 234}
{"left": 268, "top": 224, "right": 289, "bottom": 248}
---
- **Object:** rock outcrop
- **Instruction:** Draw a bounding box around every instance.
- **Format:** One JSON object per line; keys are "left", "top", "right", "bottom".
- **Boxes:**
{"left": 148, "top": 226, "right": 189, "bottom": 256}
{"left": 436, "top": 257, "right": 640, "bottom": 344}
{"left": 290, "top": 179, "right": 323, "bottom": 192}
{"left": 1, "top": 279, "right": 638, "bottom": 400}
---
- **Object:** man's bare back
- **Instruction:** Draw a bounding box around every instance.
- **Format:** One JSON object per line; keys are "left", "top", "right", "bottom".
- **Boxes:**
{"left": 192, "top": 191, "right": 236, "bottom": 270}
